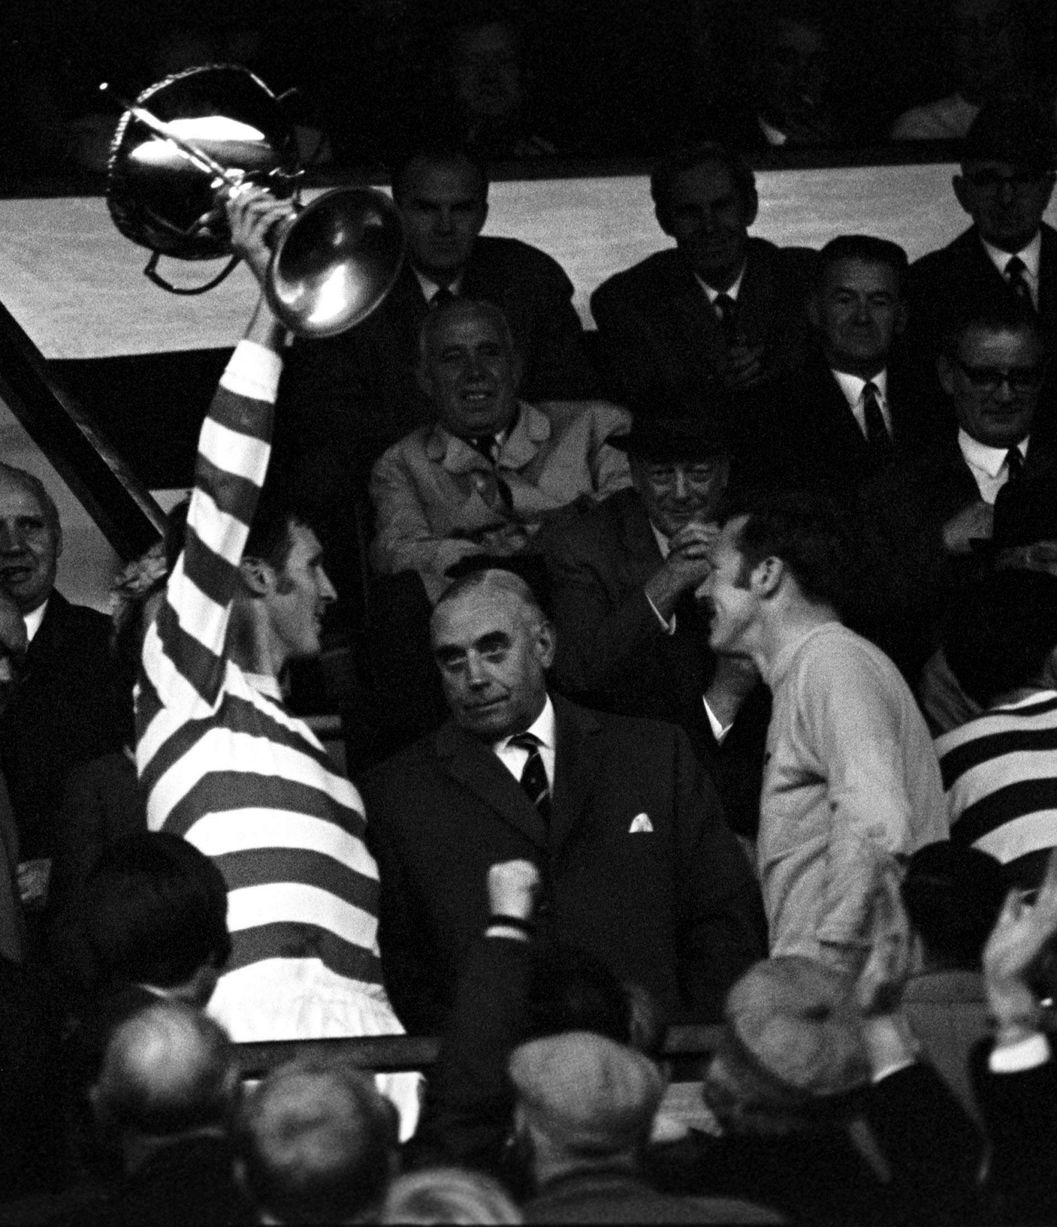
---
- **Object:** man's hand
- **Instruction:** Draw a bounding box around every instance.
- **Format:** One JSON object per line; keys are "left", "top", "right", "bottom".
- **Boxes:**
{"left": 942, "top": 500, "right": 994, "bottom": 555}
{"left": 855, "top": 857, "right": 912, "bottom": 1019}
{"left": 983, "top": 849, "right": 1057, "bottom": 1037}
{"left": 644, "top": 521, "right": 719, "bottom": 620}
{"left": 224, "top": 187, "right": 295, "bottom": 289}
{"left": 487, "top": 859, "right": 541, "bottom": 921}
{"left": 722, "top": 342, "right": 766, "bottom": 390}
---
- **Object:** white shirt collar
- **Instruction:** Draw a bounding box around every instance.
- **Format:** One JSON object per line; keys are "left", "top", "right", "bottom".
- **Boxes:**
{"left": 981, "top": 231, "right": 1042, "bottom": 285}
{"left": 244, "top": 671, "right": 283, "bottom": 701}
{"left": 413, "top": 268, "right": 465, "bottom": 301}
{"left": 649, "top": 521, "right": 671, "bottom": 559}
{"left": 496, "top": 693, "right": 556, "bottom": 755}
{"left": 23, "top": 599, "right": 47, "bottom": 643}
{"left": 695, "top": 264, "right": 747, "bottom": 304}
{"left": 832, "top": 368, "right": 889, "bottom": 406}
{"left": 958, "top": 428, "right": 1029, "bottom": 478}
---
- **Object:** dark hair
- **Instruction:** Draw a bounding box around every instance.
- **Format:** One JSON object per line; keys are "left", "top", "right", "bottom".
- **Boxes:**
{"left": 390, "top": 143, "right": 490, "bottom": 206}
{"left": 650, "top": 143, "right": 757, "bottom": 229}
{"left": 235, "top": 1057, "right": 397, "bottom": 1224}
{"left": 816, "top": 234, "right": 909, "bottom": 294}
{"left": 942, "top": 569, "right": 1057, "bottom": 706}
{"left": 243, "top": 474, "right": 317, "bottom": 572}
{"left": 901, "top": 842, "right": 1007, "bottom": 970}
{"left": 725, "top": 490, "right": 857, "bottom": 613}
{"left": 940, "top": 298, "right": 1047, "bottom": 361}
{"left": 77, "top": 832, "right": 231, "bottom": 992}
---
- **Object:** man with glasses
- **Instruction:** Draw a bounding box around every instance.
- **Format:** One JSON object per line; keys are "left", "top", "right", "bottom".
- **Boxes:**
{"left": 906, "top": 98, "right": 1057, "bottom": 438}
{"left": 860, "top": 301, "right": 1054, "bottom": 680}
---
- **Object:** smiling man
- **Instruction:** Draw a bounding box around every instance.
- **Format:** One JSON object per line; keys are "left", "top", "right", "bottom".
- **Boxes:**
{"left": 591, "top": 142, "right": 816, "bottom": 409}
{"left": 0, "top": 465, "right": 124, "bottom": 897}
{"left": 369, "top": 297, "right": 630, "bottom": 601}
{"left": 860, "top": 300, "right": 1055, "bottom": 677}
{"left": 362, "top": 567, "right": 764, "bottom": 1033}
{"left": 701, "top": 491, "right": 947, "bottom": 970}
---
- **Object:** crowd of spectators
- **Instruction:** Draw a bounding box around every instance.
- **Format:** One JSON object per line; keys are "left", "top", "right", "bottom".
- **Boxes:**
{"left": 2, "top": 0, "right": 1057, "bottom": 1220}
{"left": 5, "top": 0, "right": 1057, "bottom": 185}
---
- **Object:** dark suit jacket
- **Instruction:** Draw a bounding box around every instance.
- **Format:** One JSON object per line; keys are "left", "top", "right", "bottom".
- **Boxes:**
{"left": 590, "top": 239, "right": 817, "bottom": 409}
{"left": 0, "top": 593, "right": 124, "bottom": 860}
{"left": 278, "top": 235, "right": 599, "bottom": 475}
{"left": 906, "top": 223, "right": 1057, "bottom": 441}
{"left": 542, "top": 488, "right": 769, "bottom": 837}
{"left": 759, "top": 348, "right": 946, "bottom": 505}
{"left": 362, "top": 697, "right": 764, "bottom": 1033}
{"left": 858, "top": 435, "right": 1057, "bottom": 676}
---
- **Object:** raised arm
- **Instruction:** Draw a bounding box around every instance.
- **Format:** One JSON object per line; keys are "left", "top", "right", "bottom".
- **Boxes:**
{"left": 139, "top": 190, "right": 292, "bottom": 719}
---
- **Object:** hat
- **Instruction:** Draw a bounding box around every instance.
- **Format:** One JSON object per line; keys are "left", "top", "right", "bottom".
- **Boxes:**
{"left": 508, "top": 1031, "right": 664, "bottom": 1153}
{"left": 720, "top": 957, "right": 869, "bottom": 1102}
{"left": 962, "top": 98, "right": 1057, "bottom": 172}
{"left": 610, "top": 413, "right": 732, "bottom": 461}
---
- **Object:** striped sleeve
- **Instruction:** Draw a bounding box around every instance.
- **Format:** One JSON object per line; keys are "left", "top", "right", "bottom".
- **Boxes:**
{"left": 141, "top": 343, "right": 278, "bottom": 719}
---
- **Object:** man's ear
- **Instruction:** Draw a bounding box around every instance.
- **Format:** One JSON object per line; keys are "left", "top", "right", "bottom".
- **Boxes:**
{"left": 893, "top": 298, "right": 908, "bottom": 337}
{"left": 535, "top": 619, "right": 556, "bottom": 670}
{"left": 750, "top": 555, "right": 784, "bottom": 598}
{"left": 54, "top": 525, "right": 63, "bottom": 561}
{"left": 239, "top": 555, "right": 274, "bottom": 597}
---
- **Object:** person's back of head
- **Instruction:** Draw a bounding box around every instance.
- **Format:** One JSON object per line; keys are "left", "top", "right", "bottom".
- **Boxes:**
{"left": 900, "top": 841, "right": 1007, "bottom": 970}
{"left": 92, "top": 1000, "right": 237, "bottom": 1141}
{"left": 235, "top": 1056, "right": 398, "bottom": 1224}
{"left": 508, "top": 1031, "right": 664, "bottom": 1171}
{"left": 942, "top": 569, "right": 1057, "bottom": 707}
{"left": 380, "top": 1166, "right": 522, "bottom": 1224}
{"left": 72, "top": 831, "right": 231, "bottom": 1001}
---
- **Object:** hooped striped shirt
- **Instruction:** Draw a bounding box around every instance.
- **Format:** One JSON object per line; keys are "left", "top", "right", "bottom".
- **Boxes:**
{"left": 936, "top": 690, "right": 1057, "bottom": 888}
{"left": 136, "top": 341, "right": 389, "bottom": 1003}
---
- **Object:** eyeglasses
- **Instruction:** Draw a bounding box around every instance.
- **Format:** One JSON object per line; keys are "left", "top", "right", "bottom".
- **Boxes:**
{"left": 963, "top": 169, "right": 1051, "bottom": 195}
{"left": 955, "top": 360, "right": 1045, "bottom": 393}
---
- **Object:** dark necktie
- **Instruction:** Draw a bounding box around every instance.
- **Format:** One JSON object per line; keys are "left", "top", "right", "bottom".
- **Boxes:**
{"left": 1005, "top": 446, "right": 1024, "bottom": 484}
{"left": 430, "top": 285, "right": 457, "bottom": 307}
{"left": 468, "top": 435, "right": 513, "bottom": 509}
{"left": 713, "top": 293, "right": 739, "bottom": 344}
{"left": 508, "top": 732, "right": 551, "bottom": 824}
{"left": 1005, "top": 256, "right": 1034, "bottom": 308}
{"left": 862, "top": 381, "right": 891, "bottom": 455}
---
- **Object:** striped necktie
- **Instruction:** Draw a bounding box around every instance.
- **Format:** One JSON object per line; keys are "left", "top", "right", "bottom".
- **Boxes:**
{"left": 1005, "top": 256, "right": 1034, "bottom": 308}
{"left": 1005, "top": 446, "right": 1024, "bottom": 484}
{"left": 862, "top": 381, "right": 891, "bottom": 455}
{"left": 508, "top": 732, "right": 551, "bottom": 824}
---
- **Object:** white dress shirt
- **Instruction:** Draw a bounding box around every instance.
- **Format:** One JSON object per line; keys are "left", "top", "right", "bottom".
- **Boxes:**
{"left": 413, "top": 269, "right": 465, "bottom": 301}
{"left": 22, "top": 600, "right": 47, "bottom": 643}
{"left": 494, "top": 695, "right": 556, "bottom": 789}
{"left": 832, "top": 368, "right": 892, "bottom": 440}
{"left": 982, "top": 231, "right": 1041, "bottom": 310}
{"left": 695, "top": 265, "right": 747, "bottom": 309}
{"left": 958, "top": 430, "right": 1029, "bottom": 504}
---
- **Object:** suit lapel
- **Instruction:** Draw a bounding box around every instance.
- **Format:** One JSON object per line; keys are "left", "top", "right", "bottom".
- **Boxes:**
{"left": 550, "top": 697, "right": 606, "bottom": 852}
{"left": 435, "top": 722, "right": 548, "bottom": 849}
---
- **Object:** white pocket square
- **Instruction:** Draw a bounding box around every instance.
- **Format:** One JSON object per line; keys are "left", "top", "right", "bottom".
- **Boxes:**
{"left": 629, "top": 813, "right": 653, "bottom": 834}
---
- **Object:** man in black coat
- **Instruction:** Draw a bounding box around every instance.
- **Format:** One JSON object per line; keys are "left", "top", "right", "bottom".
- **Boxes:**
{"left": 541, "top": 414, "right": 768, "bottom": 839}
{"left": 762, "top": 234, "right": 944, "bottom": 505}
{"left": 590, "top": 142, "right": 816, "bottom": 411}
{"left": 0, "top": 464, "right": 124, "bottom": 910}
{"left": 904, "top": 98, "right": 1057, "bottom": 442}
{"left": 362, "top": 568, "right": 764, "bottom": 1034}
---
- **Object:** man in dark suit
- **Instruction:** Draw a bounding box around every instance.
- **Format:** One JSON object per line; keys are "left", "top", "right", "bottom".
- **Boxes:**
{"left": 905, "top": 98, "right": 1057, "bottom": 440}
{"left": 590, "top": 142, "right": 816, "bottom": 410}
{"left": 542, "top": 414, "right": 768, "bottom": 838}
{"left": 860, "top": 301, "right": 1056, "bottom": 678}
{"left": 362, "top": 568, "right": 764, "bottom": 1034}
{"left": 764, "top": 234, "right": 942, "bottom": 504}
{"left": 0, "top": 464, "right": 123, "bottom": 914}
